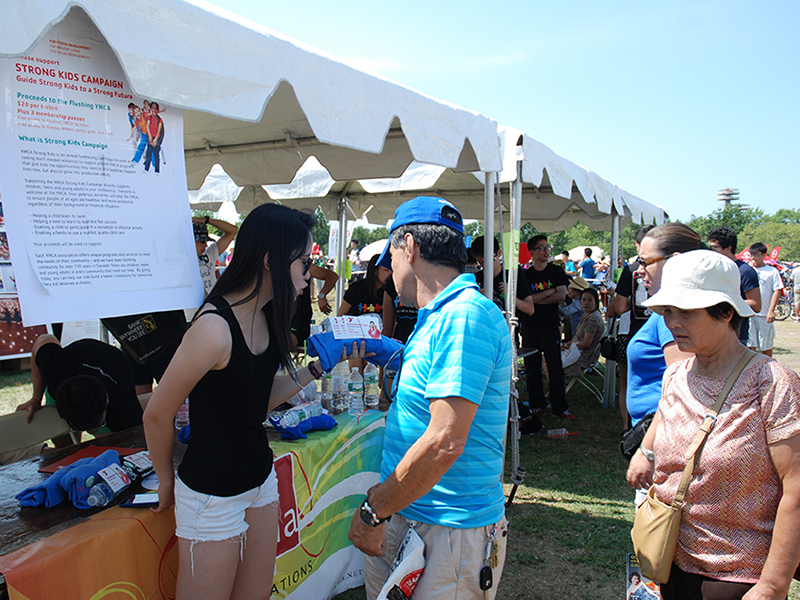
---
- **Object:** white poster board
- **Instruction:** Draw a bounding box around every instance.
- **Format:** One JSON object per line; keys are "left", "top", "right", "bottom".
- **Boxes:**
{"left": 0, "top": 11, "right": 202, "bottom": 326}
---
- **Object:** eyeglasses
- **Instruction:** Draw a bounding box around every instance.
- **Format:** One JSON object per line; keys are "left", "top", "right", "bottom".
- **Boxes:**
{"left": 532, "top": 244, "right": 552, "bottom": 252}
{"left": 296, "top": 256, "right": 313, "bottom": 275}
{"left": 383, "top": 347, "right": 405, "bottom": 402}
{"left": 636, "top": 255, "right": 670, "bottom": 268}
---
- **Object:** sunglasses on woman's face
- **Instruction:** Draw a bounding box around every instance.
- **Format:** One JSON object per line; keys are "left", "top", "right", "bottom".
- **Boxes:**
{"left": 296, "top": 257, "right": 313, "bottom": 275}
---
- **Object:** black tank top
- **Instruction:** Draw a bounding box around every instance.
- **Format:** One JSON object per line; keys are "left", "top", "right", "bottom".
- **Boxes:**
{"left": 178, "top": 296, "right": 280, "bottom": 496}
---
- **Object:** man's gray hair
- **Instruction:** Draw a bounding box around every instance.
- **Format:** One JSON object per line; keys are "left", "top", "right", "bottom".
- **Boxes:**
{"left": 390, "top": 224, "right": 466, "bottom": 273}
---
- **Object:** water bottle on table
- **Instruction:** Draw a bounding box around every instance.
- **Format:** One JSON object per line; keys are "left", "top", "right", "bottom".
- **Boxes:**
{"left": 86, "top": 463, "right": 136, "bottom": 507}
{"left": 174, "top": 398, "right": 190, "bottom": 430}
{"left": 268, "top": 402, "right": 323, "bottom": 429}
{"left": 348, "top": 368, "right": 364, "bottom": 417}
{"left": 331, "top": 362, "right": 349, "bottom": 415}
{"left": 364, "top": 363, "right": 379, "bottom": 409}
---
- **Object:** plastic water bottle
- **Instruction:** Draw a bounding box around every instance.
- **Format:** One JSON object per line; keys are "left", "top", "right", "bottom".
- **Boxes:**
{"left": 86, "top": 463, "right": 136, "bottom": 507}
{"left": 547, "top": 428, "right": 570, "bottom": 438}
{"left": 320, "top": 369, "right": 333, "bottom": 411}
{"left": 364, "top": 363, "right": 379, "bottom": 410}
{"left": 331, "top": 362, "right": 349, "bottom": 414}
{"left": 174, "top": 398, "right": 190, "bottom": 430}
{"left": 268, "top": 402, "right": 323, "bottom": 429}
{"left": 348, "top": 368, "right": 364, "bottom": 416}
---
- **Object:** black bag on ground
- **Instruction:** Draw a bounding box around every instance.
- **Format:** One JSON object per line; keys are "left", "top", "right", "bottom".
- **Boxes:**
{"left": 619, "top": 413, "right": 655, "bottom": 460}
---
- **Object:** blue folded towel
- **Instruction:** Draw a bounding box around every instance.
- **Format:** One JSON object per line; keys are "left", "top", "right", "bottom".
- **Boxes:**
{"left": 274, "top": 414, "right": 338, "bottom": 440}
{"left": 16, "top": 465, "right": 72, "bottom": 508}
{"left": 306, "top": 333, "right": 404, "bottom": 373}
{"left": 60, "top": 449, "right": 122, "bottom": 509}
{"left": 16, "top": 449, "right": 121, "bottom": 509}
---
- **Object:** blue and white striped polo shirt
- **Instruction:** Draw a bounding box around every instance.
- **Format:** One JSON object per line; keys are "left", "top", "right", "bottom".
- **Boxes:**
{"left": 381, "top": 273, "right": 512, "bottom": 528}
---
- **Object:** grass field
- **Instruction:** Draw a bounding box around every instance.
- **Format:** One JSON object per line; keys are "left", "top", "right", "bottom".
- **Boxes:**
{"left": 3, "top": 319, "right": 800, "bottom": 599}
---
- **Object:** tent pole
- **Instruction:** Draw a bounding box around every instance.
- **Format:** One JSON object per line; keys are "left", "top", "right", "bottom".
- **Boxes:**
{"left": 602, "top": 208, "right": 620, "bottom": 410}
{"left": 483, "top": 173, "right": 494, "bottom": 301}
{"left": 505, "top": 145, "right": 526, "bottom": 508}
{"left": 335, "top": 196, "right": 347, "bottom": 307}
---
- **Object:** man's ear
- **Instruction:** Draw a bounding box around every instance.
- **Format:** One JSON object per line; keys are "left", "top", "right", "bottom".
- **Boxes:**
{"left": 404, "top": 234, "right": 417, "bottom": 262}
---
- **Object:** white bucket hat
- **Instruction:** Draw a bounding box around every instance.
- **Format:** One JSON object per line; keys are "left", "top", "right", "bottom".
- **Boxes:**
{"left": 642, "top": 249, "right": 755, "bottom": 317}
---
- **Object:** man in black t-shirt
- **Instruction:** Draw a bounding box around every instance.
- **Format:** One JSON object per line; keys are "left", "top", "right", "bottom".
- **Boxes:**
{"left": 521, "top": 235, "right": 574, "bottom": 420}
{"left": 470, "top": 236, "right": 534, "bottom": 317}
{"left": 17, "top": 335, "right": 143, "bottom": 436}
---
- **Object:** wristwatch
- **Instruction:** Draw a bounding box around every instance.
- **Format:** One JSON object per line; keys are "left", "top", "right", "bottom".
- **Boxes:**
{"left": 359, "top": 499, "right": 390, "bottom": 527}
{"left": 639, "top": 446, "right": 655, "bottom": 462}
{"left": 318, "top": 293, "right": 326, "bottom": 301}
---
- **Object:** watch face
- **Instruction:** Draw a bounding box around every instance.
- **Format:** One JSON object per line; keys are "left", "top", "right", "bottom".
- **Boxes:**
{"left": 360, "top": 502, "right": 376, "bottom": 526}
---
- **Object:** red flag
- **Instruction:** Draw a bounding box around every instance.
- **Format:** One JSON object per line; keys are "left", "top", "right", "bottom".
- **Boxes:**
{"left": 770, "top": 246, "right": 781, "bottom": 260}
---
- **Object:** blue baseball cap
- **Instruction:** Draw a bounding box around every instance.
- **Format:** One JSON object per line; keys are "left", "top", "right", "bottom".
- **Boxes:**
{"left": 376, "top": 196, "right": 464, "bottom": 269}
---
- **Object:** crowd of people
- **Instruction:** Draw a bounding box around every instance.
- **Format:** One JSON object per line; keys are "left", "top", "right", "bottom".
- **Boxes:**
{"left": 9, "top": 197, "right": 800, "bottom": 600}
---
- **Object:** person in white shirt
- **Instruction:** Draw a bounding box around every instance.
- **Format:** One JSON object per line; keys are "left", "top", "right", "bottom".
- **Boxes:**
{"left": 748, "top": 242, "right": 784, "bottom": 356}
{"left": 791, "top": 266, "right": 800, "bottom": 321}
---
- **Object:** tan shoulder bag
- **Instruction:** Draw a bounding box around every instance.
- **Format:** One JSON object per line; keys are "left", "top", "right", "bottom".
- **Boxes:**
{"left": 631, "top": 350, "right": 756, "bottom": 584}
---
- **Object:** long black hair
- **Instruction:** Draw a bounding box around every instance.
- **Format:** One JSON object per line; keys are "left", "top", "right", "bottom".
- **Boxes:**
{"left": 364, "top": 255, "right": 385, "bottom": 305}
{"left": 205, "top": 203, "right": 315, "bottom": 372}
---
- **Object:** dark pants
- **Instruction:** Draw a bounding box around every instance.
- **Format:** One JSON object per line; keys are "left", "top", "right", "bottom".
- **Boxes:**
{"left": 522, "top": 325, "right": 567, "bottom": 414}
{"left": 144, "top": 141, "right": 161, "bottom": 173}
{"left": 660, "top": 564, "right": 758, "bottom": 600}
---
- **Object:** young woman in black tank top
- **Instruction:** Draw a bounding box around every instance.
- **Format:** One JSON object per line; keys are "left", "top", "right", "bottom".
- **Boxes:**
{"left": 144, "top": 204, "right": 365, "bottom": 600}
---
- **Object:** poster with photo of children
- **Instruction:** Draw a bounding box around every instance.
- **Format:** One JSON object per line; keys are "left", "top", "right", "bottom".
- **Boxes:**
{"left": 0, "top": 191, "right": 46, "bottom": 358}
{"left": 0, "top": 296, "right": 48, "bottom": 359}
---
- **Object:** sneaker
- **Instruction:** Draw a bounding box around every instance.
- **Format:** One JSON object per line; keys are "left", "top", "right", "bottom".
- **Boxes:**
{"left": 558, "top": 410, "right": 577, "bottom": 421}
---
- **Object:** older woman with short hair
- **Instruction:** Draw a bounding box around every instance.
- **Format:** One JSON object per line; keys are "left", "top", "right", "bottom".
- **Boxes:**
{"left": 627, "top": 250, "right": 800, "bottom": 599}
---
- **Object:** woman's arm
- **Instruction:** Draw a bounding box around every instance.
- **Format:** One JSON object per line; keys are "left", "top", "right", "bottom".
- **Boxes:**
{"left": 337, "top": 300, "right": 352, "bottom": 316}
{"left": 270, "top": 342, "right": 369, "bottom": 410}
{"left": 626, "top": 410, "right": 660, "bottom": 489}
{"left": 743, "top": 434, "right": 800, "bottom": 600}
{"left": 381, "top": 291, "right": 396, "bottom": 338}
{"left": 143, "top": 313, "right": 232, "bottom": 513}
{"left": 309, "top": 263, "right": 338, "bottom": 314}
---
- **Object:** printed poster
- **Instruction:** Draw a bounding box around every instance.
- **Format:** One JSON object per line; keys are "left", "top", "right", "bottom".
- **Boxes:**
{"left": 0, "top": 10, "right": 202, "bottom": 326}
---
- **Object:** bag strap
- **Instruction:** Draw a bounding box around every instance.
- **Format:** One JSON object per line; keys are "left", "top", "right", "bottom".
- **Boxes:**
{"left": 672, "top": 349, "right": 757, "bottom": 505}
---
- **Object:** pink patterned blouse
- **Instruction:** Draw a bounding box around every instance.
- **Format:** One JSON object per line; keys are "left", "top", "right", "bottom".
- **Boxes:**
{"left": 653, "top": 355, "right": 800, "bottom": 583}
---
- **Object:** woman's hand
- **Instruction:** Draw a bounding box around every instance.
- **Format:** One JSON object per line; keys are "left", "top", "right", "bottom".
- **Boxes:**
{"left": 151, "top": 479, "right": 175, "bottom": 514}
{"left": 318, "top": 297, "right": 332, "bottom": 314}
{"left": 742, "top": 581, "right": 789, "bottom": 600}
{"left": 626, "top": 448, "right": 655, "bottom": 490}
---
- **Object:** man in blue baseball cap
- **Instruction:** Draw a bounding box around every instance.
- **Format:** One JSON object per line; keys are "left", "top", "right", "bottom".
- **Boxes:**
{"left": 349, "top": 196, "right": 511, "bottom": 600}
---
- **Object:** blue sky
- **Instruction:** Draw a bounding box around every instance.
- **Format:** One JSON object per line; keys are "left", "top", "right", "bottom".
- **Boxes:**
{"left": 203, "top": 0, "right": 799, "bottom": 222}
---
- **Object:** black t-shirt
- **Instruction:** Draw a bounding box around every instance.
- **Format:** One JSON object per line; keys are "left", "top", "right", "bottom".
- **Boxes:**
{"left": 474, "top": 266, "right": 531, "bottom": 314}
{"left": 343, "top": 278, "right": 384, "bottom": 317}
{"left": 383, "top": 277, "right": 417, "bottom": 343}
{"left": 36, "top": 339, "right": 143, "bottom": 432}
{"left": 615, "top": 264, "right": 650, "bottom": 338}
{"left": 522, "top": 263, "right": 569, "bottom": 328}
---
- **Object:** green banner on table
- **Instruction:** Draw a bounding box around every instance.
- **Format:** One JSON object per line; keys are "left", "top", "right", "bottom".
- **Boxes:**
{"left": 271, "top": 411, "right": 384, "bottom": 599}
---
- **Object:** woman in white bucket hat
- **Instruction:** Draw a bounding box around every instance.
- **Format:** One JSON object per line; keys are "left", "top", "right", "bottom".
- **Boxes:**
{"left": 627, "top": 249, "right": 800, "bottom": 599}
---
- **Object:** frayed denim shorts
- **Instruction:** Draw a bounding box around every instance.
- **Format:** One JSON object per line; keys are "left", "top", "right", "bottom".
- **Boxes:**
{"left": 174, "top": 468, "right": 279, "bottom": 543}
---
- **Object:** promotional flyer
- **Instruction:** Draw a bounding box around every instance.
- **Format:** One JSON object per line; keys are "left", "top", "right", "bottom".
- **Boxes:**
{"left": 0, "top": 11, "right": 201, "bottom": 326}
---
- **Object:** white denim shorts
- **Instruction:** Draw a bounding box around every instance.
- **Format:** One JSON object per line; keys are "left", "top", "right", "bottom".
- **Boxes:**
{"left": 174, "top": 468, "right": 279, "bottom": 542}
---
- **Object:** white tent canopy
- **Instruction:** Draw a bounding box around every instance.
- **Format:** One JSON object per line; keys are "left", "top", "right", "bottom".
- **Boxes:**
{"left": 193, "top": 127, "right": 667, "bottom": 232}
{"left": 3, "top": 0, "right": 503, "bottom": 187}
